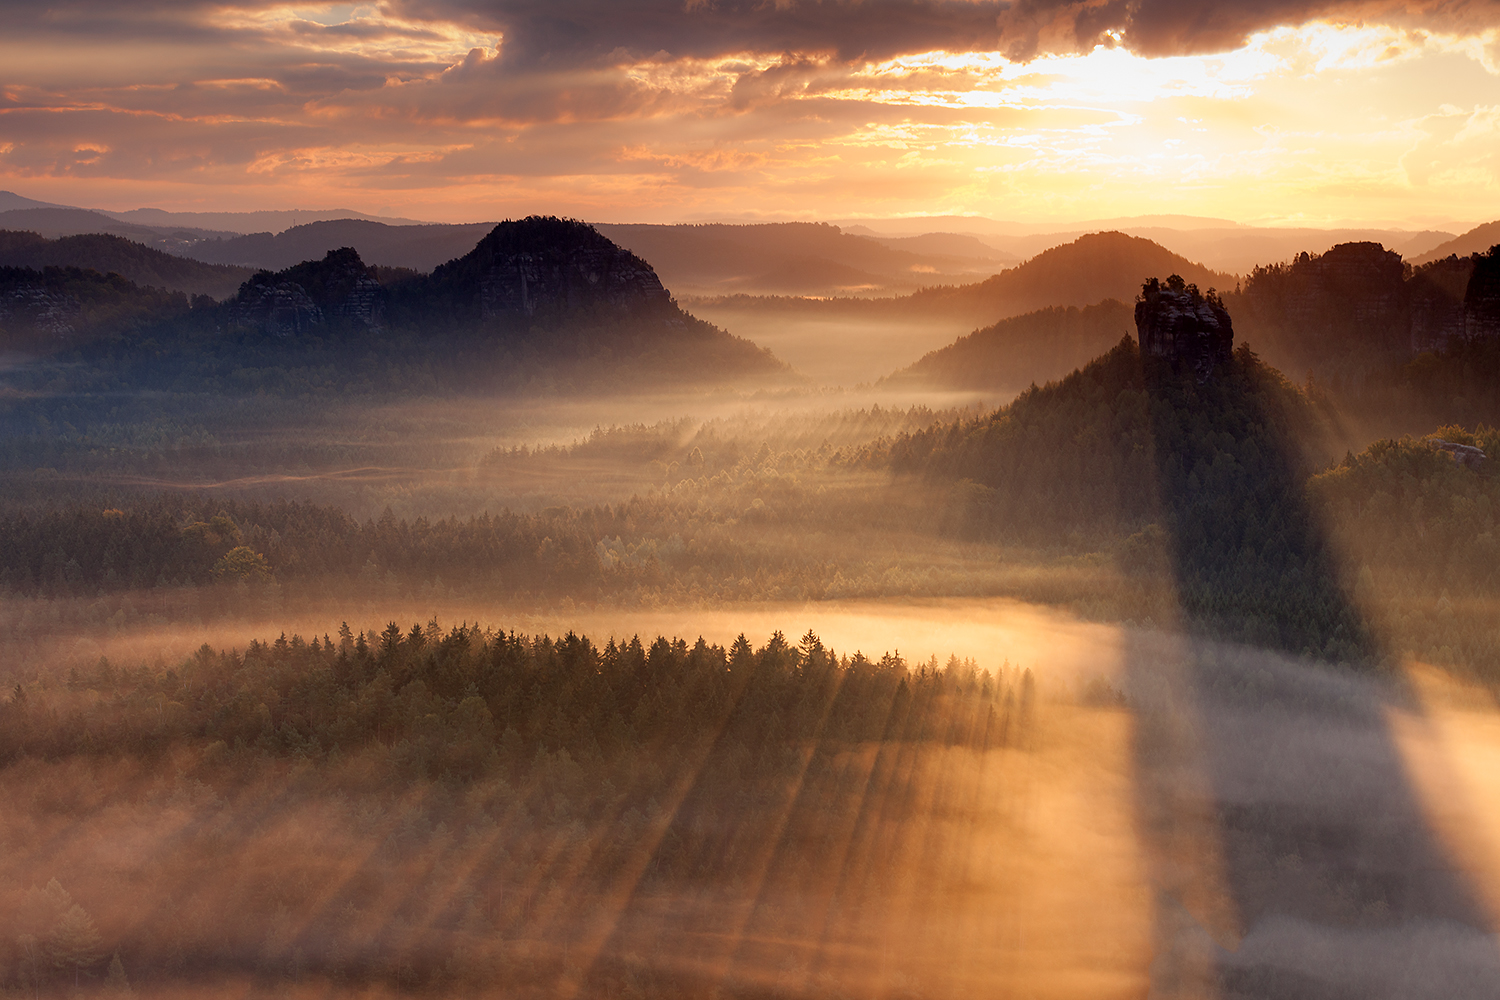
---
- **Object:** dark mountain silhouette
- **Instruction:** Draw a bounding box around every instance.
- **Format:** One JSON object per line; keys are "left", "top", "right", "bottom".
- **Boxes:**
{"left": 182, "top": 219, "right": 496, "bottom": 272}
{"left": 0, "top": 231, "right": 251, "bottom": 299}
{"left": 881, "top": 300, "right": 1134, "bottom": 392}
{"left": 895, "top": 232, "right": 1231, "bottom": 324}
{"left": 229, "top": 247, "right": 384, "bottom": 337}
{"left": 1410, "top": 219, "right": 1500, "bottom": 265}
{"left": 174, "top": 220, "right": 787, "bottom": 387}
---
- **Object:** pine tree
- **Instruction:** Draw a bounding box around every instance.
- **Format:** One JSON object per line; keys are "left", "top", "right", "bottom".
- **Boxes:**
{"left": 105, "top": 952, "right": 131, "bottom": 995}
{"left": 48, "top": 903, "right": 104, "bottom": 987}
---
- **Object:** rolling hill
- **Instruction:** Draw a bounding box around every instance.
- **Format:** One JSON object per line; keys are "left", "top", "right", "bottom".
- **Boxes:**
{"left": 0, "top": 231, "right": 252, "bottom": 299}
{"left": 181, "top": 219, "right": 497, "bottom": 272}
{"left": 695, "top": 231, "right": 1233, "bottom": 329}
{"left": 1409, "top": 219, "right": 1500, "bottom": 265}
{"left": 881, "top": 300, "right": 1135, "bottom": 393}
{"left": 595, "top": 222, "right": 1014, "bottom": 298}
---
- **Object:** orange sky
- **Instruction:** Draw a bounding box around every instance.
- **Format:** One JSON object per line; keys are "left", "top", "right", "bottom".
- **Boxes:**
{"left": 1, "top": 0, "right": 1498, "bottom": 227}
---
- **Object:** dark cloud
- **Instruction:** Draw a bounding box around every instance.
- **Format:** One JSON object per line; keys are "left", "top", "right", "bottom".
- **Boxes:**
{"left": 385, "top": 0, "right": 1500, "bottom": 67}
{"left": 994, "top": 0, "right": 1500, "bottom": 60}
{"left": 387, "top": 0, "right": 1009, "bottom": 67}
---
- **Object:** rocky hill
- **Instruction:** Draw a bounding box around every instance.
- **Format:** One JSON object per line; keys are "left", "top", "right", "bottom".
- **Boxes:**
{"left": 229, "top": 247, "right": 384, "bottom": 336}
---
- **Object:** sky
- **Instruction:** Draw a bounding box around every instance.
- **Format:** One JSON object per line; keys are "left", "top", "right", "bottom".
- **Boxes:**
{"left": 1, "top": 0, "right": 1498, "bottom": 227}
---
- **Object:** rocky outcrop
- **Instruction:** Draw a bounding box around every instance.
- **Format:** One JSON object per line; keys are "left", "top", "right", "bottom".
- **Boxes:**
{"left": 0, "top": 279, "right": 81, "bottom": 338}
{"left": 433, "top": 217, "right": 672, "bottom": 323}
{"left": 1136, "top": 275, "right": 1233, "bottom": 380}
{"left": 1464, "top": 246, "right": 1500, "bottom": 341}
{"left": 1429, "top": 438, "right": 1486, "bottom": 470}
{"left": 232, "top": 281, "right": 324, "bottom": 337}
{"left": 230, "top": 246, "right": 382, "bottom": 336}
{"left": 1409, "top": 255, "right": 1473, "bottom": 353}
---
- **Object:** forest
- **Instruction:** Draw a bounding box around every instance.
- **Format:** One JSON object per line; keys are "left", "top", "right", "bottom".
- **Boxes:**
{"left": 6, "top": 216, "right": 1500, "bottom": 999}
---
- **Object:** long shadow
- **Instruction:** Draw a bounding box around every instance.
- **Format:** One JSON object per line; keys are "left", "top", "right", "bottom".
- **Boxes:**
{"left": 1127, "top": 330, "right": 1500, "bottom": 998}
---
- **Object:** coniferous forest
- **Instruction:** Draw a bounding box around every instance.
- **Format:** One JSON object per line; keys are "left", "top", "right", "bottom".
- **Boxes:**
{"left": 6, "top": 211, "right": 1500, "bottom": 999}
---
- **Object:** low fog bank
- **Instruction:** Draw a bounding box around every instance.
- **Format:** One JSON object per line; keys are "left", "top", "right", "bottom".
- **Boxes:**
{"left": 5, "top": 608, "right": 1500, "bottom": 997}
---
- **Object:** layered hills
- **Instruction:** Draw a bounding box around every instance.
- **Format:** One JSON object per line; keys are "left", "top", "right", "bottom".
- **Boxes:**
{"left": 1, "top": 217, "right": 784, "bottom": 392}
{"left": 185, "top": 219, "right": 497, "bottom": 273}
{"left": 0, "top": 231, "right": 251, "bottom": 299}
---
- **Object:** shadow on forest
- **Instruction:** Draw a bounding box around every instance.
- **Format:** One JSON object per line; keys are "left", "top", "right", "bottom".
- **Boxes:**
{"left": 1125, "top": 349, "right": 1500, "bottom": 998}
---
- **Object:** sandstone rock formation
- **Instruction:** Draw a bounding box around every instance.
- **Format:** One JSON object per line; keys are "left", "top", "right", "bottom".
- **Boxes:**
{"left": 1135, "top": 275, "right": 1233, "bottom": 380}
{"left": 432, "top": 217, "right": 672, "bottom": 323}
{"left": 0, "top": 279, "right": 81, "bottom": 337}
{"left": 230, "top": 246, "right": 382, "bottom": 336}
{"left": 1464, "top": 246, "right": 1500, "bottom": 341}
{"left": 232, "top": 281, "right": 324, "bottom": 337}
{"left": 1408, "top": 254, "right": 1473, "bottom": 353}
{"left": 1429, "top": 438, "right": 1486, "bottom": 470}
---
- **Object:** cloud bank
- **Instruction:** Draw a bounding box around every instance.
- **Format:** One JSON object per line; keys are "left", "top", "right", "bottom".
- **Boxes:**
{"left": 0, "top": 0, "right": 1497, "bottom": 223}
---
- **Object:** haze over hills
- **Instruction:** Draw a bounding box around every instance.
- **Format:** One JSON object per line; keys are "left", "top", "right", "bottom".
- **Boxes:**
{"left": 181, "top": 219, "right": 498, "bottom": 273}
{"left": 0, "top": 207, "right": 240, "bottom": 251}
{"left": 881, "top": 300, "right": 1135, "bottom": 394}
{"left": 0, "top": 231, "right": 252, "bottom": 299}
{"left": 840, "top": 215, "right": 1457, "bottom": 276}
{"left": 1410, "top": 220, "right": 1500, "bottom": 265}
{"left": 596, "top": 222, "right": 1017, "bottom": 298}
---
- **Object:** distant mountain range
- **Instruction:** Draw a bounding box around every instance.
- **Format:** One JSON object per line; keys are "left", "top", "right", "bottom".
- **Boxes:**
{"left": 696, "top": 232, "right": 1232, "bottom": 329}
{"left": 595, "top": 222, "right": 1018, "bottom": 297}
{"left": 185, "top": 219, "right": 498, "bottom": 273}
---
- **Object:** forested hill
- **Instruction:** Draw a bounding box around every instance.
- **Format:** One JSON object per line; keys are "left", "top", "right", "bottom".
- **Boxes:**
{"left": 696, "top": 232, "right": 1232, "bottom": 328}
{"left": 888, "top": 338, "right": 1369, "bottom": 659}
{"left": 0, "top": 217, "right": 787, "bottom": 392}
{"left": 0, "top": 231, "right": 252, "bottom": 299}
{"left": 880, "top": 299, "right": 1134, "bottom": 392}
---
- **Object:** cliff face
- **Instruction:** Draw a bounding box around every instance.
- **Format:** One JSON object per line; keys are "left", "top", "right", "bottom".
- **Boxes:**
{"left": 231, "top": 247, "right": 382, "bottom": 336}
{"left": 1409, "top": 255, "right": 1473, "bottom": 353}
{"left": 434, "top": 217, "right": 672, "bottom": 323}
{"left": 1136, "top": 276, "right": 1233, "bottom": 381}
{"left": 0, "top": 279, "right": 81, "bottom": 338}
{"left": 1465, "top": 247, "right": 1500, "bottom": 341}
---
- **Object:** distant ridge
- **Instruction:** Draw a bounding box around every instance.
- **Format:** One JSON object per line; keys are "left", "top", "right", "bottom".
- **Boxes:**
{"left": 0, "top": 207, "right": 239, "bottom": 247}
{"left": 182, "top": 219, "right": 497, "bottom": 272}
{"left": 102, "top": 206, "right": 435, "bottom": 233}
{"left": 1409, "top": 219, "right": 1500, "bottom": 265}
{"left": 0, "top": 231, "right": 251, "bottom": 299}
{"left": 697, "top": 232, "right": 1233, "bottom": 329}
{"left": 882, "top": 300, "right": 1135, "bottom": 393}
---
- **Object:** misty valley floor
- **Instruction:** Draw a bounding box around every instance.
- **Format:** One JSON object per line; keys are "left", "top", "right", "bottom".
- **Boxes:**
{"left": 7, "top": 606, "right": 1500, "bottom": 1000}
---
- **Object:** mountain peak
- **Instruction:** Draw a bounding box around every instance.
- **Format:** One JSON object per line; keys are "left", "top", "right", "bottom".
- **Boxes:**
{"left": 435, "top": 216, "right": 672, "bottom": 322}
